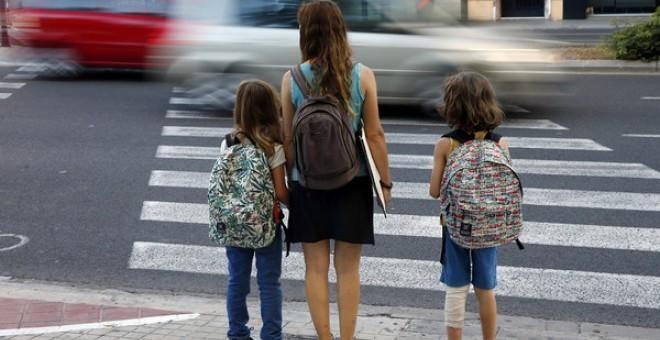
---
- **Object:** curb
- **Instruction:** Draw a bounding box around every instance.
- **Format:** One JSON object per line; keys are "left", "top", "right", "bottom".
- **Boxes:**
{"left": 1, "top": 278, "right": 660, "bottom": 339}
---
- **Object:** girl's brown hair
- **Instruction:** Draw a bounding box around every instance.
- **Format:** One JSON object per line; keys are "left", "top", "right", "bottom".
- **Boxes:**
{"left": 234, "top": 79, "right": 283, "bottom": 157}
{"left": 442, "top": 71, "right": 504, "bottom": 132}
{"left": 298, "top": 0, "right": 353, "bottom": 114}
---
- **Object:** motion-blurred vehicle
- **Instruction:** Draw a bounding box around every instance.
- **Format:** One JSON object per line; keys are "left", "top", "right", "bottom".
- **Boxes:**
{"left": 7, "top": 0, "right": 172, "bottom": 70}
{"left": 154, "top": 0, "right": 564, "bottom": 114}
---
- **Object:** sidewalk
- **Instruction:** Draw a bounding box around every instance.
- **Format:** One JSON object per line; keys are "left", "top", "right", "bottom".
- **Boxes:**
{"left": 1, "top": 278, "right": 659, "bottom": 340}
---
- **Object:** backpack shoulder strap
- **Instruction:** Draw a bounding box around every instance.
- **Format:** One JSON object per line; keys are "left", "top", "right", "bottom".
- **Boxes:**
{"left": 442, "top": 129, "right": 473, "bottom": 144}
{"left": 225, "top": 134, "right": 237, "bottom": 147}
{"left": 486, "top": 132, "right": 502, "bottom": 143}
{"left": 290, "top": 64, "right": 312, "bottom": 99}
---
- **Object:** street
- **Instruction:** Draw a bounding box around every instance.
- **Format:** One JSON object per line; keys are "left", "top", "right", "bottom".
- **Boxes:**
{"left": 1, "top": 64, "right": 659, "bottom": 329}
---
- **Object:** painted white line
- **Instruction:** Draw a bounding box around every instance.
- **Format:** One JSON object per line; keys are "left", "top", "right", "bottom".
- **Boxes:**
{"left": 148, "top": 172, "right": 660, "bottom": 212}
{"left": 140, "top": 201, "right": 660, "bottom": 252}
{"left": 381, "top": 118, "right": 567, "bottom": 130}
{"left": 128, "top": 242, "right": 660, "bottom": 309}
{"left": 0, "top": 93, "right": 12, "bottom": 100}
{"left": 156, "top": 146, "right": 658, "bottom": 180}
{"left": 149, "top": 170, "right": 209, "bottom": 189}
{"left": 622, "top": 134, "right": 660, "bottom": 138}
{"left": 388, "top": 155, "right": 660, "bottom": 179}
{"left": 0, "top": 82, "right": 26, "bottom": 89}
{"left": 172, "top": 87, "right": 186, "bottom": 94}
{"left": 16, "top": 64, "right": 47, "bottom": 73}
{"left": 156, "top": 145, "right": 219, "bottom": 160}
{"left": 641, "top": 97, "right": 660, "bottom": 100}
{"left": 166, "top": 110, "right": 231, "bottom": 120}
{"left": 0, "top": 314, "right": 200, "bottom": 337}
{"left": 386, "top": 133, "right": 612, "bottom": 151}
{"left": 160, "top": 127, "right": 607, "bottom": 151}
{"left": 4, "top": 73, "right": 37, "bottom": 80}
{"left": 162, "top": 126, "right": 232, "bottom": 138}
{"left": 169, "top": 97, "right": 199, "bottom": 105}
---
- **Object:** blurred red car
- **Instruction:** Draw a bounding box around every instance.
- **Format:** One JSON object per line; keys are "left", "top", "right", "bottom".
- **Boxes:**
{"left": 7, "top": 0, "right": 172, "bottom": 69}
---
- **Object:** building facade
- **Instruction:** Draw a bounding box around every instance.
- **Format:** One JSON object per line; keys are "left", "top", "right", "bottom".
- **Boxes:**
{"left": 467, "top": 0, "right": 659, "bottom": 21}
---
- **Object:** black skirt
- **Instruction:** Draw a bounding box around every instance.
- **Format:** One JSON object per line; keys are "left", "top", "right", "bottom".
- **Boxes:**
{"left": 287, "top": 176, "right": 374, "bottom": 244}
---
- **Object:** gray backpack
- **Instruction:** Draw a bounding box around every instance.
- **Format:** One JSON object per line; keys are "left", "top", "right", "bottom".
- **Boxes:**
{"left": 290, "top": 65, "right": 360, "bottom": 190}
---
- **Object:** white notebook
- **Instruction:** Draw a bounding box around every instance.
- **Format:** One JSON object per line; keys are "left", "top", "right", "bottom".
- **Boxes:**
{"left": 358, "top": 120, "right": 387, "bottom": 217}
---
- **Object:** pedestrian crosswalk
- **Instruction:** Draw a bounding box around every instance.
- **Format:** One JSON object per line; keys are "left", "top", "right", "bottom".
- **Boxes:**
{"left": 128, "top": 94, "right": 660, "bottom": 315}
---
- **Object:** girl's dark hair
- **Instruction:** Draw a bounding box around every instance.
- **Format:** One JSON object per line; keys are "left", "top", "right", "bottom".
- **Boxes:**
{"left": 441, "top": 72, "right": 504, "bottom": 132}
{"left": 234, "top": 79, "right": 282, "bottom": 157}
{"left": 298, "top": 0, "right": 353, "bottom": 115}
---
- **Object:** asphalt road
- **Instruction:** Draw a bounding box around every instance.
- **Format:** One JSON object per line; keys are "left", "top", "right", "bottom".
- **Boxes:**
{"left": 1, "top": 66, "right": 659, "bottom": 328}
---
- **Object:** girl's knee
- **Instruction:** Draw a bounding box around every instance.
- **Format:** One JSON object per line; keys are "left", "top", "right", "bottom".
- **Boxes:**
{"left": 444, "top": 284, "right": 469, "bottom": 329}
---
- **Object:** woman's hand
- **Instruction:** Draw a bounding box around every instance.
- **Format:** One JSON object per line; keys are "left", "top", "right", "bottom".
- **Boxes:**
{"left": 382, "top": 186, "right": 392, "bottom": 207}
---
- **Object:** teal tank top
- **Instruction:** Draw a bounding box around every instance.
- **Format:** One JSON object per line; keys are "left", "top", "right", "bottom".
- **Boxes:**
{"left": 290, "top": 62, "right": 367, "bottom": 180}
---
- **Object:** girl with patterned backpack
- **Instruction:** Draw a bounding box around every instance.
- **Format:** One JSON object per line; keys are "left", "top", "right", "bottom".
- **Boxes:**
{"left": 208, "top": 79, "right": 288, "bottom": 340}
{"left": 429, "top": 72, "right": 523, "bottom": 340}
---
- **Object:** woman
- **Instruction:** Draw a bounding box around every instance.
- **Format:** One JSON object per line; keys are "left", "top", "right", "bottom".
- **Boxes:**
{"left": 281, "top": 1, "right": 392, "bottom": 339}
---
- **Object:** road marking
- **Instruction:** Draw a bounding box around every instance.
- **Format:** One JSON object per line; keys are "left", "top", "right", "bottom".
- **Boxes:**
{"left": 0, "top": 82, "right": 25, "bottom": 89}
{"left": 140, "top": 201, "right": 660, "bottom": 252}
{"left": 156, "top": 145, "right": 219, "bottom": 160}
{"left": 0, "top": 234, "right": 30, "bottom": 252}
{"left": 622, "top": 134, "right": 660, "bottom": 138}
{"left": 641, "top": 97, "right": 660, "bottom": 100}
{"left": 388, "top": 155, "right": 660, "bottom": 179}
{"left": 155, "top": 147, "right": 653, "bottom": 179}
{"left": 4, "top": 73, "right": 37, "bottom": 80}
{"left": 0, "top": 93, "right": 12, "bottom": 100}
{"left": 148, "top": 172, "right": 660, "bottom": 212}
{"left": 128, "top": 242, "right": 660, "bottom": 309}
{"left": 380, "top": 118, "right": 567, "bottom": 130}
{"left": 169, "top": 97, "right": 200, "bottom": 105}
{"left": 172, "top": 87, "right": 186, "bottom": 94}
{"left": 386, "top": 133, "right": 612, "bottom": 151}
{"left": 166, "top": 110, "right": 231, "bottom": 120}
{"left": 16, "top": 65, "right": 47, "bottom": 73}
{"left": 160, "top": 127, "right": 609, "bottom": 151}
{"left": 0, "top": 314, "right": 200, "bottom": 337}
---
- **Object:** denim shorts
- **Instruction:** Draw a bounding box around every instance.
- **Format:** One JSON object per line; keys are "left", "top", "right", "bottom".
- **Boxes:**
{"left": 440, "top": 228, "right": 497, "bottom": 290}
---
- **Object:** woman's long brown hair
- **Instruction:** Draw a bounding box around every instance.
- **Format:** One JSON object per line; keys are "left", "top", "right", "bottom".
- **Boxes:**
{"left": 234, "top": 79, "right": 283, "bottom": 157}
{"left": 298, "top": 0, "right": 353, "bottom": 114}
{"left": 442, "top": 72, "right": 504, "bottom": 133}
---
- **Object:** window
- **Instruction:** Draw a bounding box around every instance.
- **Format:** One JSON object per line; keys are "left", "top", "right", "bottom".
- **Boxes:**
{"left": 591, "top": 0, "right": 658, "bottom": 14}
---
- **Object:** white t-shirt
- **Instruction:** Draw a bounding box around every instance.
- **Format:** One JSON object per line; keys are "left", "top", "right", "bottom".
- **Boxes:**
{"left": 220, "top": 138, "right": 285, "bottom": 170}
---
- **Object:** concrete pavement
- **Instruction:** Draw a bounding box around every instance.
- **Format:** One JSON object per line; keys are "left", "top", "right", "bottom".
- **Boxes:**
{"left": 1, "top": 278, "right": 659, "bottom": 339}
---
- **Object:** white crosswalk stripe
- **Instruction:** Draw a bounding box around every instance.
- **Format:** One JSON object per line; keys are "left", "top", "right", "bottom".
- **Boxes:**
{"left": 161, "top": 126, "right": 611, "bottom": 151}
{"left": 0, "top": 82, "right": 25, "bottom": 89}
{"left": 155, "top": 145, "right": 660, "bottom": 179}
{"left": 132, "top": 111, "right": 660, "bottom": 312}
{"left": 140, "top": 201, "right": 660, "bottom": 252}
{"left": 0, "top": 93, "right": 12, "bottom": 100}
{"left": 147, "top": 170, "right": 660, "bottom": 212}
{"left": 129, "top": 242, "right": 660, "bottom": 309}
{"left": 4, "top": 73, "right": 37, "bottom": 80}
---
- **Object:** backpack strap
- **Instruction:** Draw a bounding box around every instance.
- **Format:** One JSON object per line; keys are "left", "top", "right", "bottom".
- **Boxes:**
{"left": 225, "top": 134, "right": 237, "bottom": 147}
{"left": 290, "top": 64, "right": 312, "bottom": 99}
{"left": 442, "top": 130, "right": 502, "bottom": 143}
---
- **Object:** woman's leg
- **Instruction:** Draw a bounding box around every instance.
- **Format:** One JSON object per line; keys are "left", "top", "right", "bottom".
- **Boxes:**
{"left": 334, "top": 241, "right": 362, "bottom": 340}
{"left": 474, "top": 288, "right": 497, "bottom": 340}
{"left": 225, "top": 247, "right": 254, "bottom": 340}
{"left": 302, "top": 240, "right": 332, "bottom": 340}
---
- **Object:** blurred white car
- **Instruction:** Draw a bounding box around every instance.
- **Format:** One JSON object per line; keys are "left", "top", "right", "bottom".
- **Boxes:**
{"left": 153, "top": 0, "right": 564, "bottom": 114}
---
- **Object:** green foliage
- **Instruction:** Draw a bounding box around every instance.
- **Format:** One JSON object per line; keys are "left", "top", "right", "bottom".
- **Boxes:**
{"left": 608, "top": 8, "right": 660, "bottom": 62}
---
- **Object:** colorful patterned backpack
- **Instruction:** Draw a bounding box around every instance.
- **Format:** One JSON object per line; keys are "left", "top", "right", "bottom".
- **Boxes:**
{"left": 440, "top": 130, "right": 524, "bottom": 249}
{"left": 208, "top": 134, "right": 277, "bottom": 249}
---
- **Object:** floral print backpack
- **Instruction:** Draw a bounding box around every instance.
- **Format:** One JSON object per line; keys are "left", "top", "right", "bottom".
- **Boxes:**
{"left": 208, "top": 134, "right": 277, "bottom": 249}
{"left": 440, "top": 130, "right": 524, "bottom": 249}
